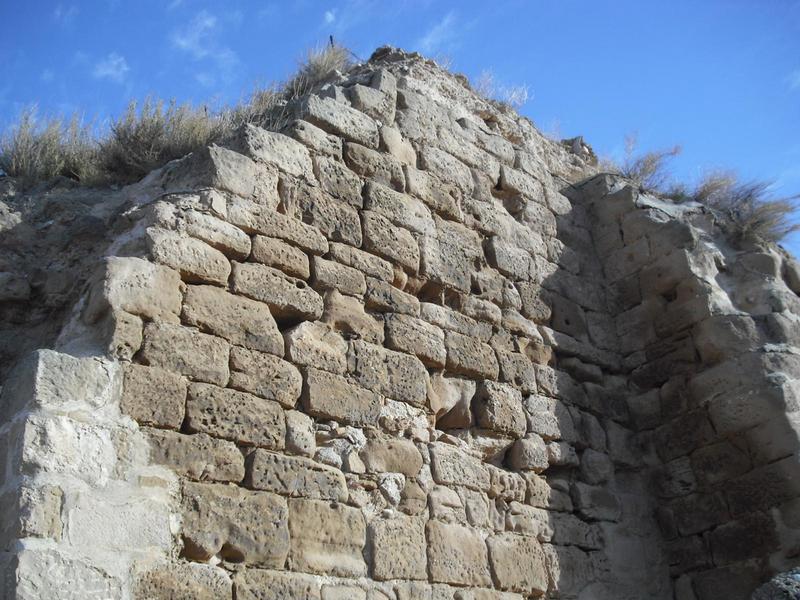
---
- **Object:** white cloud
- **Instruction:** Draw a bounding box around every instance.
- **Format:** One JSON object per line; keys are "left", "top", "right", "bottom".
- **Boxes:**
{"left": 171, "top": 10, "right": 240, "bottom": 81}
{"left": 416, "top": 12, "right": 457, "bottom": 55}
{"left": 53, "top": 4, "right": 78, "bottom": 25}
{"left": 788, "top": 69, "right": 800, "bottom": 91}
{"left": 92, "top": 52, "right": 130, "bottom": 83}
{"left": 324, "top": 9, "right": 336, "bottom": 24}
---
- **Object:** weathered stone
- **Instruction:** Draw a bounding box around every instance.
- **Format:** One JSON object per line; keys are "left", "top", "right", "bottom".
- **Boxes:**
{"left": 181, "top": 481, "right": 289, "bottom": 566}
{"left": 186, "top": 383, "right": 285, "bottom": 449}
{"left": 285, "top": 410, "right": 316, "bottom": 457}
{"left": 431, "top": 374, "right": 476, "bottom": 428}
{"left": 487, "top": 533, "right": 548, "bottom": 595}
{"left": 231, "top": 262, "right": 324, "bottom": 322}
{"left": 312, "top": 256, "right": 367, "bottom": 296}
{"left": 380, "top": 125, "right": 416, "bottom": 165}
{"left": 362, "top": 210, "right": 420, "bottom": 271}
{"left": 322, "top": 289, "right": 384, "bottom": 344}
{"left": 234, "top": 569, "right": 321, "bottom": 600}
{"left": 385, "top": 313, "right": 446, "bottom": 368}
{"left": 571, "top": 482, "right": 621, "bottom": 521}
{"left": 121, "top": 363, "right": 186, "bottom": 429}
{"left": 288, "top": 119, "right": 342, "bottom": 158}
{"left": 579, "top": 449, "right": 614, "bottom": 485}
{"left": 250, "top": 236, "right": 311, "bottom": 279}
{"left": 350, "top": 83, "right": 395, "bottom": 122}
{"left": 134, "top": 562, "right": 232, "bottom": 600}
{"left": 497, "top": 351, "right": 537, "bottom": 395}
{"left": 84, "top": 256, "right": 182, "bottom": 325}
{"left": 301, "top": 95, "right": 379, "bottom": 148}
{"left": 302, "top": 367, "right": 382, "bottom": 426}
{"left": 419, "top": 146, "right": 473, "bottom": 196}
{"left": 145, "top": 429, "right": 244, "bottom": 483}
{"left": 422, "top": 303, "right": 492, "bottom": 342}
{"left": 245, "top": 449, "right": 347, "bottom": 501}
{"left": 404, "top": 165, "right": 462, "bottom": 220}
{"left": 360, "top": 437, "right": 423, "bottom": 477}
{"left": 284, "top": 321, "right": 348, "bottom": 374}
{"left": 474, "top": 381, "right": 527, "bottom": 438}
{"left": 313, "top": 156, "right": 363, "bottom": 206}
{"left": 328, "top": 242, "right": 394, "bottom": 282}
{"left": 228, "top": 346, "right": 302, "bottom": 407}
{"left": 445, "top": 331, "right": 500, "bottom": 380}
{"left": 507, "top": 435, "right": 548, "bottom": 472}
{"left": 426, "top": 520, "right": 491, "bottom": 586}
{"left": 364, "top": 181, "right": 435, "bottom": 236}
{"left": 182, "top": 284, "right": 284, "bottom": 355}
{"left": 430, "top": 442, "right": 490, "bottom": 491}
{"left": 420, "top": 218, "right": 483, "bottom": 293}
{"left": 370, "top": 517, "right": 427, "bottom": 580}
{"left": 288, "top": 498, "right": 367, "bottom": 577}
{"left": 227, "top": 196, "right": 328, "bottom": 254}
{"left": 232, "top": 123, "right": 314, "bottom": 179}
{"left": 139, "top": 322, "right": 230, "bottom": 385}
{"left": 486, "top": 238, "right": 532, "bottom": 281}
{"left": 344, "top": 142, "right": 405, "bottom": 191}
{"left": 725, "top": 456, "right": 800, "bottom": 516}
{"left": 280, "top": 179, "right": 363, "bottom": 247}
{"left": 709, "top": 511, "right": 779, "bottom": 566}
{"left": 347, "top": 339, "right": 428, "bottom": 407}
{"left": 365, "top": 277, "right": 420, "bottom": 315}
{"left": 146, "top": 227, "right": 231, "bottom": 285}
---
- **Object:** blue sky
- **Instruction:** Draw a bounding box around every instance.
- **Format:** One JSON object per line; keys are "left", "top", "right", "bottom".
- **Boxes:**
{"left": 3, "top": 0, "right": 800, "bottom": 252}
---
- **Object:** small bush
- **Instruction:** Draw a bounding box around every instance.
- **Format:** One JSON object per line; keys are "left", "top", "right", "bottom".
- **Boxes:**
{"left": 689, "top": 172, "right": 800, "bottom": 243}
{"left": 472, "top": 69, "right": 530, "bottom": 110}
{"left": 619, "top": 134, "right": 681, "bottom": 193}
{"left": 284, "top": 44, "right": 352, "bottom": 101}
{"left": 0, "top": 108, "right": 98, "bottom": 187}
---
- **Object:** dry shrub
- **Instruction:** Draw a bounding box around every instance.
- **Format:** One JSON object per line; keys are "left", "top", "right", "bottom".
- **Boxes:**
{"left": 284, "top": 44, "right": 352, "bottom": 101}
{"left": 472, "top": 69, "right": 530, "bottom": 110}
{"left": 620, "top": 134, "right": 681, "bottom": 193}
{"left": 690, "top": 171, "right": 799, "bottom": 243}
{"left": 0, "top": 108, "right": 98, "bottom": 187}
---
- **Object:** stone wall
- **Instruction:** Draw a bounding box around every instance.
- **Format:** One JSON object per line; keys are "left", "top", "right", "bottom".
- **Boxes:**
{"left": 0, "top": 47, "right": 798, "bottom": 599}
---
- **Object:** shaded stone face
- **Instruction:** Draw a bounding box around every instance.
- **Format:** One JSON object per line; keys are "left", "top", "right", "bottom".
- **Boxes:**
{"left": 5, "top": 46, "right": 800, "bottom": 600}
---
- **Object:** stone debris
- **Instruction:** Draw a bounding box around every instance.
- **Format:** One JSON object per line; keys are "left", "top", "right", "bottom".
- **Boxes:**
{"left": 0, "top": 45, "right": 797, "bottom": 600}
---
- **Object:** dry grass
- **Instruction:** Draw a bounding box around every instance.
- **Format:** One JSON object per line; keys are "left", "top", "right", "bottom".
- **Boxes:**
{"left": 619, "top": 134, "right": 682, "bottom": 193}
{"left": 472, "top": 69, "right": 530, "bottom": 110}
{"left": 0, "top": 43, "right": 355, "bottom": 189}
{"left": 0, "top": 108, "right": 98, "bottom": 187}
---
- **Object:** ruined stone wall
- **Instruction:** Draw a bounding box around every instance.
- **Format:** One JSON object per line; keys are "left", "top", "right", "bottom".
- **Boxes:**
{"left": 0, "top": 47, "right": 798, "bottom": 600}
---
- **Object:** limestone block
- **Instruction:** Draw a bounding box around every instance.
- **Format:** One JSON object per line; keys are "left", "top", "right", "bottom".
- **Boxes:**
{"left": 516, "top": 281, "right": 552, "bottom": 324}
{"left": 145, "top": 429, "right": 244, "bottom": 483}
{"left": 362, "top": 210, "right": 420, "bottom": 272}
{"left": 431, "top": 374, "right": 476, "bottom": 428}
{"left": 231, "top": 262, "right": 324, "bottom": 322}
{"left": 182, "top": 284, "right": 283, "bottom": 355}
{"left": 328, "top": 242, "right": 394, "bottom": 282}
{"left": 365, "top": 277, "right": 420, "bottom": 315}
{"left": 549, "top": 512, "right": 602, "bottom": 549}
{"left": 121, "top": 363, "right": 186, "bottom": 429}
{"left": 507, "top": 435, "right": 548, "bottom": 472}
{"left": 281, "top": 179, "right": 363, "bottom": 247}
{"left": 486, "top": 238, "right": 532, "bottom": 281}
{"left": 473, "top": 381, "right": 526, "bottom": 438}
{"left": 186, "top": 383, "right": 285, "bottom": 449}
{"left": 133, "top": 562, "right": 232, "bottom": 600}
{"left": 725, "top": 456, "right": 800, "bottom": 516}
{"left": 422, "top": 303, "right": 492, "bottom": 342}
{"left": 344, "top": 142, "right": 405, "bottom": 191}
{"left": 496, "top": 351, "right": 537, "bottom": 395}
{"left": 146, "top": 227, "right": 230, "bottom": 285}
{"left": 709, "top": 512, "right": 779, "bottom": 566}
{"left": 445, "top": 331, "right": 500, "bottom": 380}
{"left": 504, "top": 502, "right": 552, "bottom": 541}
{"left": 0, "top": 271, "right": 29, "bottom": 301}
{"left": 302, "top": 367, "right": 382, "bottom": 426}
{"left": 84, "top": 256, "right": 182, "bottom": 325}
{"left": 385, "top": 313, "right": 446, "bottom": 368}
{"left": 360, "top": 437, "right": 423, "bottom": 477}
{"left": 364, "top": 181, "right": 435, "bottom": 236}
{"left": 426, "top": 520, "right": 491, "bottom": 586}
{"left": 245, "top": 449, "right": 347, "bottom": 501}
{"left": 404, "top": 165, "right": 461, "bottom": 220}
{"left": 322, "top": 585, "right": 368, "bottom": 600}
{"left": 288, "top": 119, "right": 342, "bottom": 158}
{"left": 541, "top": 544, "right": 596, "bottom": 599}
{"left": 250, "top": 236, "right": 311, "bottom": 279}
{"left": 228, "top": 346, "right": 302, "bottom": 408}
{"left": 380, "top": 125, "right": 416, "bottom": 165}
{"left": 437, "top": 127, "right": 500, "bottom": 181}
{"left": 486, "top": 532, "right": 547, "bottom": 595}
{"left": 312, "top": 256, "right": 367, "bottom": 296}
{"left": 231, "top": 123, "right": 314, "bottom": 179}
{"left": 154, "top": 203, "right": 251, "bottom": 259}
{"left": 461, "top": 296, "right": 503, "bottom": 326}
{"left": 693, "top": 315, "right": 761, "bottom": 364}
{"left": 140, "top": 322, "right": 230, "bottom": 385}
{"left": 301, "top": 95, "right": 379, "bottom": 148}
{"left": 285, "top": 410, "right": 316, "bottom": 457}
{"left": 430, "top": 442, "right": 490, "bottom": 491}
{"left": 691, "top": 563, "right": 762, "bottom": 600}
{"left": 370, "top": 516, "right": 427, "bottom": 580}
{"left": 579, "top": 449, "right": 614, "bottom": 485}
{"left": 547, "top": 441, "right": 578, "bottom": 467}
{"left": 347, "top": 339, "right": 428, "bottom": 407}
{"left": 419, "top": 146, "right": 473, "bottom": 196}
{"left": 571, "top": 482, "right": 621, "bottom": 521}
{"left": 322, "top": 289, "right": 384, "bottom": 344}
{"left": 288, "top": 498, "right": 367, "bottom": 577}
{"left": 226, "top": 196, "right": 328, "bottom": 255}
{"left": 181, "top": 481, "right": 288, "bottom": 566}
{"left": 690, "top": 440, "right": 751, "bottom": 489}
{"left": 350, "top": 83, "right": 395, "bottom": 123}
{"left": 284, "top": 321, "right": 348, "bottom": 374}
{"left": 419, "top": 219, "right": 484, "bottom": 293}
{"left": 235, "top": 569, "right": 321, "bottom": 600}
{"left": 313, "top": 156, "right": 363, "bottom": 207}
{"left": 14, "top": 548, "right": 124, "bottom": 600}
